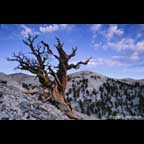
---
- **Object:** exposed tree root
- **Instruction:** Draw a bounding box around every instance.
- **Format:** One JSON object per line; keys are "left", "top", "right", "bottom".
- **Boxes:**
{"left": 50, "top": 100, "right": 79, "bottom": 120}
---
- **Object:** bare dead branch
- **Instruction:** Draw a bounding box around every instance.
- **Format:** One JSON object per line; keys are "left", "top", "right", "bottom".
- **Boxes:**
{"left": 55, "top": 37, "right": 68, "bottom": 59}
{"left": 41, "top": 41, "right": 60, "bottom": 61}
{"left": 67, "top": 57, "right": 92, "bottom": 70}
{"left": 68, "top": 47, "right": 78, "bottom": 60}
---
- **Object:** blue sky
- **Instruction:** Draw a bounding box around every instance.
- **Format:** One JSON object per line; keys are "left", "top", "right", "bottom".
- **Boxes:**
{"left": 0, "top": 24, "right": 144, "bottom": 79}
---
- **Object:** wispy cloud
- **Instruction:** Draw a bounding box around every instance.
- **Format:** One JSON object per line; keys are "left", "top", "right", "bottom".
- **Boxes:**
{"left": 112, "top": 52, "right": 140, "bottom": 62}
{"left": 108, "top": 38, "right": 144, "bottom": 54}
{"left": 90, "top": 24, "right": 102, "bottom": 32}
{"left": 107, "top": 38, "right": 135, "bottom": 51}
{"left": 20, "top": 25, "right": 33, "bottom": 37}
{"left": 20, "top": 25, "right": 39, "bottom": 38}
{"left": 128, "top": 52, "right": 140, "bottom": 61}
{"left": 88, "top": 58, "right": 125, "bottom": 67}
{"left": 89, "top": 58, "right": 124, "bottom": 67}
{"left": 39, "top": 24, "right": 68, "bottom": 33}
{"left": 91, "top": 24, "right": 124, "bottom": 49}
{"left": 106, "top": 24, "right": 124, "bottom": 40}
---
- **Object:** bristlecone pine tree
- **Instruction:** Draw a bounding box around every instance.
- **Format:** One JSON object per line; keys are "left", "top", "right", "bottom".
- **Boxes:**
{"left": 8, "top": 35, "right": 91, "bottom": 120}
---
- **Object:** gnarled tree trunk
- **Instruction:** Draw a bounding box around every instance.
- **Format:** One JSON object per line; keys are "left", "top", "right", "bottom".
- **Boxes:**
{"left": 8, "top": 35, "right": 91, "bottom": 120}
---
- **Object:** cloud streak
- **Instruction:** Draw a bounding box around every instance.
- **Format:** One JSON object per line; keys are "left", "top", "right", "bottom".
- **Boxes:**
{"left": 20, "top": 25, "right": 33, "bottom": 37}
{"left": 106, "top": 24, "right": 124, "bottom": 40}
{"left": 39, "top": 24, "right": 68, "bottom": 33}
{"left": 90, "top": 24, "right": 102, "bottom": 32}
{"left": 88, "top": 58, "right": 125, "bottom": 67}
{"left": 112, "top": 52, "right": 140, "bottom": 62}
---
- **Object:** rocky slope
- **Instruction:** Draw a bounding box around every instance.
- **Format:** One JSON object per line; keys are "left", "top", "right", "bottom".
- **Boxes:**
{"left": 0, "top": 71, "right": 144, "bottom": 120}
{"left": 0, "top": 73, "right": 96, "bottom": 120}
{"left": 66, "top": 71, "right": 144, "bottom": 119}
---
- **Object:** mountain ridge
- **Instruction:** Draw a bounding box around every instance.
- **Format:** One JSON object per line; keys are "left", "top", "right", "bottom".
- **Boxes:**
{"left": 1, "top": 70, "right": 143, "bottom": 81}
{"left": 0, "top": 70, "right": 144, "bottom": 119}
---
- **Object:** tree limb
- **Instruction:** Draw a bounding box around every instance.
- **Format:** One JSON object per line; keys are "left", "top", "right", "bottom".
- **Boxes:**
{"left": 67, "top": 57, "right": 92, "bottom": 70}
{"left": 68, "top": 47, "right": 77, "bottom": 60}
{"left": 41, "top": 41, "right": 60, "bottom": 61}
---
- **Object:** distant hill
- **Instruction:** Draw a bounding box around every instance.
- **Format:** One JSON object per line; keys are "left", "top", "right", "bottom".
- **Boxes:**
{"left": 8, "top": 73, "right": 40, "bottom": 86}
{"left": 120, "top": 78, "right": 144, "bottom": 85}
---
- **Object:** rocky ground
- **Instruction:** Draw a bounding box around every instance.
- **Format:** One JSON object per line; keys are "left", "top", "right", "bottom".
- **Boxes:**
{"left": 0, "top": 71, "right": 144, "bottom": 120}
{"left": 0, "top": 81, "right": 97, "bottom": 120}
{"left": 66, "top": 71, "right": 144, "bottom": 119}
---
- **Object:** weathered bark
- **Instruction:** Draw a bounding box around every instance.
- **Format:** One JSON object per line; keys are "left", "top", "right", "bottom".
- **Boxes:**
{"left": 38, "top": 81, "right": 78, "bottom": 120}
